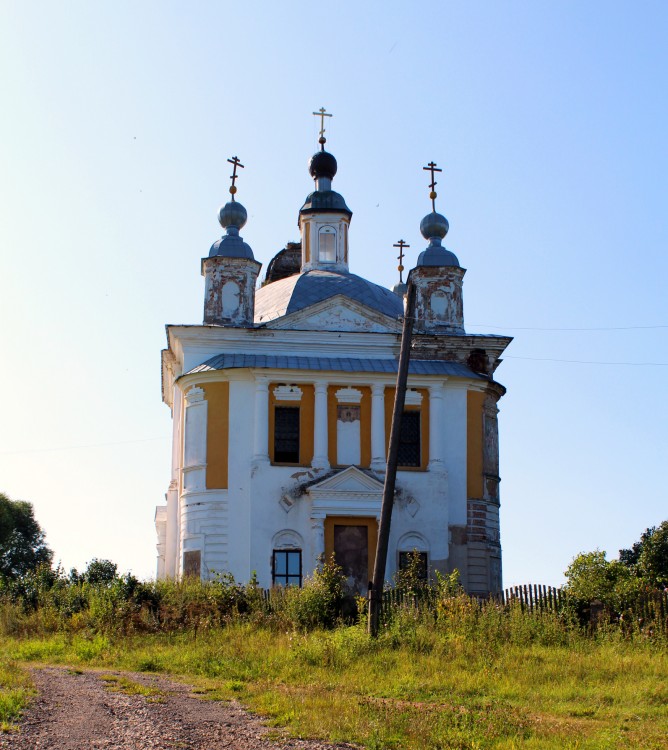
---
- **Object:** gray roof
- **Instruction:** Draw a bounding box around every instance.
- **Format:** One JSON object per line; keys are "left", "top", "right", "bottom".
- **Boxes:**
{"left": 187, "top": 353, "right": 482, "bottom": 379}
{"left": 300, "top": 189, "right": 352, "bottom": 216}
{"left": 254, "top": 270, "right": 403, "bottom": 324}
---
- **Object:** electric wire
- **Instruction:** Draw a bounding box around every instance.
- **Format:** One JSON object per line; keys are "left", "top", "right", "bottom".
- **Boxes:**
{"left": 0, "top": 436, "right": 170, "bottom": 457}
{"left": 468, "top": 324, "right": 668, "bottom": 332}
{"left": 504, "top": 355, "right": 668, "bottom": 366}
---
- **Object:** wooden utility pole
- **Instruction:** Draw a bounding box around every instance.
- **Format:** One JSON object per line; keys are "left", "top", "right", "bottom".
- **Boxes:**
{"left": 368, "top": 276, "right": 416, "bottom": 636}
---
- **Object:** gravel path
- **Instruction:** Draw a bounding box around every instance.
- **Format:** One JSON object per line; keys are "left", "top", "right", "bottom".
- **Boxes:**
{"left": 0, "top": 667, "right": 357, "bottom": 750}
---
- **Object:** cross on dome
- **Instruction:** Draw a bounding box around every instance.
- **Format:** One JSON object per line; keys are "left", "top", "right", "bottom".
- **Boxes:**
{"left": 227, "top": 156, "right": 244, "bottom": 201}
{"left": 312, "top": 107, "right": 333, "bottom": 150}
{"left": 393, "top": 239, "right": 410, "bottom": 283}
{"left": 423, "top": 160, "right": 442, "bottom": 212}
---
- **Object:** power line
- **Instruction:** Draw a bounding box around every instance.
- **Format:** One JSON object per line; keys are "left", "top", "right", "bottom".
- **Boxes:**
{"left": 0, "top": 436, "right": 171, "bottom": 457}
{"left": 468, "top": 324, "right": 668, "bottom": 332}
{"left": 504, "top": 355, "right": 668, "bottom": 366}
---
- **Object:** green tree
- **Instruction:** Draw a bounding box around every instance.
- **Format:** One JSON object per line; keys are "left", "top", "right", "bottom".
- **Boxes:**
{"left": 619, "top": 521, "right": 668, "bottom": 588}
{"left": 563, "top": 550, "right": 641, "bottom": 610}
{"left": 620, "top": 521, "right": 668, "bottom": 588}
{"left": 83, "top": 558, "right": 118, "bottom": 585}
{"left": 0, "top": 492, "right": 53, "bottom": 580}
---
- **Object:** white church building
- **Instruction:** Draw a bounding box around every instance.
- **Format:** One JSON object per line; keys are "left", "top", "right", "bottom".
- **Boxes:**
{"left": 155, "top": 125, "right": 511, "bottom": 597}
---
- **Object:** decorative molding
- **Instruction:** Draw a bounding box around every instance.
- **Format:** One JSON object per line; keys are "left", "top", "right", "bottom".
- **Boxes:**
{"left": 395, "top": 484, "right": 420, "bottom": 518}
{"left": 404, "top": 388, "right": 423, "bottom": 406}
{"left": 279, "top": 492, "right": 296, "bottom": 513}
{"left": 273, "top": 384, "right": 303, "bottom": 402}
{"left": 272, "top": 529, "right": 304, "bottom": 549}
{"left": 264, "top": 294, "right": 402, "bottom": 334}
{"left": 337, "top": 405, "right": 360, "bottom": 423}
{"left": 335, "top": 387, "right": 363, "bottom": 404}
{"left": 397, "top": 532, "right": 429, "bottom": 552}
{"left": 185, "top": 386, "right": 205, "bottom": 405}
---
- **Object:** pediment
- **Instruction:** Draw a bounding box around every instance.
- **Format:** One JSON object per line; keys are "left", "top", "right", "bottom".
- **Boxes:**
{"left": 309, "top": 466, "right": 384, "bottom": 496}
{"left": 265, "top": 294, "right": 401, "bottom": 334}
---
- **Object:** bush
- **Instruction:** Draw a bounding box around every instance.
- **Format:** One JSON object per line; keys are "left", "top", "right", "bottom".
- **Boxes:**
{"left": 284, "top": 556, "right": 345, "bottom": 630}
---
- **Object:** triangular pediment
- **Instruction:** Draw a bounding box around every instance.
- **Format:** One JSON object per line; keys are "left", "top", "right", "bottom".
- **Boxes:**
{"left": 265, "top": 294, "right": 401, "bottom": 334}
{"left": 309, "top": 466, "right": 384, "bottom": 495}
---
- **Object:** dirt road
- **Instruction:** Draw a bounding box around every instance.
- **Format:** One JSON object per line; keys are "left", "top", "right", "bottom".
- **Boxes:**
{"left": 0, "top": 667, "right": 356, "bottom": 750}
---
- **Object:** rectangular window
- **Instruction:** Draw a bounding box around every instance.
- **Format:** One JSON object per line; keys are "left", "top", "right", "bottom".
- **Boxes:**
{"left": 272, "top": 549, "right": 302, "bottom": 587}
{"left": 398, "top": 551, "right": 428, "bottom": 580}
{"left": 274, "top": 406, "right": 300, "bottom": 463}
{"left": 397, "top": 410, "right": 421, "bottom": 467}
{"left": 183, "top": 550, "right": 201, "bottom": 578}
{"left": 319, "top": 228, "right": 336, "bottom": 262}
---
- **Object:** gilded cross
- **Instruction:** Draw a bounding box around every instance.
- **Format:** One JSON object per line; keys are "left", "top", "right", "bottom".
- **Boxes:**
{"left": 312, "top": 107, "right": 333, "bottom": 148}
{"left": 423, "top": 161, "right": 442, "bottom": 211}
{"left": 227, "top": 155, "right": 244, "bottom": 200}
{"left": 393, "top": 239, "right": 410, "bottom": 283}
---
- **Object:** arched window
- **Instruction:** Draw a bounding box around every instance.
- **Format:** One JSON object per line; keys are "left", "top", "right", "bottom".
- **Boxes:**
{"left": 397, "top": 533, "right": 429, "bottom": 580}
{"left": 319, "top": 225, "right": 336, "bottom": 263}
{"left": 272, "top": 530, "right": 304, "bottom": 587}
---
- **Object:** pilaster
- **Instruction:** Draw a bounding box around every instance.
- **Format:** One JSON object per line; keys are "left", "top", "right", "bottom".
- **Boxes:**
{"left": 182, "top": 386, "right": 207, "bottom": 493}
{"left": 312, "top": 381, "right": 330, "bottom": 470}
{"left": 370, "top": 383, "right": 386, "bottom": 471}
{"left": 252, "top": 376, "right": 270, "bottom": 466}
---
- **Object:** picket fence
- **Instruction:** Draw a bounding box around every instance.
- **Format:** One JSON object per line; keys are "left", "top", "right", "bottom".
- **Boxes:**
{"left": 495, "top": 584, "right": 564, "bottom": 611}
{"left": 260, "top": 584, "right": 668, "bottom": 631}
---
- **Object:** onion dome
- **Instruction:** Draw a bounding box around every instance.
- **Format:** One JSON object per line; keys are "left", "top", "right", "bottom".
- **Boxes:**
{"left": 208, "top": 154, "right": 255, "bottom": 260}
{"left": 416, "top": 210, "right": 460, "bottom": 267}
{"left": 209, "top": 200, "right": 254, "bottom": 259}
{"left": 218, "top": 200, "right": 247, "bottom": 231}
{"left": 309, "top": 150, "right": 338, "bottom": 180}
{"left": 392, "top": 281, "right": 407, "bottom": 297}
{"left": 299, "top": 149, "right": 352, "bottom": 219}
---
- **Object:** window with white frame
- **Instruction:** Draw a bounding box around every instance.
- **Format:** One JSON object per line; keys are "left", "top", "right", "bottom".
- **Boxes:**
{"left": 318, "top": 225, "right": 336, "bottom": 263}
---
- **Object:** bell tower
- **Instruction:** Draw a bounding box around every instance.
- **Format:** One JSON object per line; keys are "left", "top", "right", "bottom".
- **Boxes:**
{"left": 411, "top": 161, "right": 465, "bottom": 333}
{"left": 201, "top": 156, "right": 262, "bottom": 327}
{"left": 298, "top": 108, "right": 353, "bottom": 273}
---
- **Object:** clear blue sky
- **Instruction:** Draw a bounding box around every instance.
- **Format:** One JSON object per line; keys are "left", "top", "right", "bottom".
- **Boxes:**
{"left": 1, "top": 2, "right": 666, "bottom": 586}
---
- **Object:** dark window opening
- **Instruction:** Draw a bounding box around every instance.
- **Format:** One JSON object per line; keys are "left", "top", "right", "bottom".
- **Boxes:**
{"left": 398, "top": 551, "right": 428, "bottom": 580}
{"left": 183, "top": 550, "right": 201, "bottom": 578}
{"left": 273, "top": 549, "right": 302, "bottom": 587}
{"left": 397, "top": 410, "right": 421, "bottom": 467}
{"left": 274, "top": 406, "right": 300, "bottom": 463}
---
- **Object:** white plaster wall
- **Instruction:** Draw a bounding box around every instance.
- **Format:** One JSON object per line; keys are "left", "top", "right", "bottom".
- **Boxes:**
{"left": 337, "top": 418, "right": 361, "bottom": 465}
{"left": 225, "top": 376, "right": 256, "bottom": 582}
{"left": 442, "top": 384, "right": 468, "bottom": 526}
{"left": 247, "top": 463, "right": 319, "bottom": 589}
{"left": 179, "top": 490, "right": 229, "bottom": 577}
{"left": 386, "top": 470, "right": 450, "bottom": 579}
{"left": 162, "top": 333, "right": 479, "bottom": 586}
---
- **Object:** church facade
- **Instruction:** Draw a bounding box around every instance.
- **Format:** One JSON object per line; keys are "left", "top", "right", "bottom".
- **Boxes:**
{"left": 155, "top": 132, "right": 511, "bottom": 597}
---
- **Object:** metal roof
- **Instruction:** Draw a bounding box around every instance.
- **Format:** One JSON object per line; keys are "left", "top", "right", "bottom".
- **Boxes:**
{"left": 187, "top": 353, "right": 482, "bottom": 378}
{"left": 254, "top": 270, "right": 403, "bottom": 323}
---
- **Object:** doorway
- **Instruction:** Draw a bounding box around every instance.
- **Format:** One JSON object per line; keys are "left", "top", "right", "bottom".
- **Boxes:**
{"left": 324, "top": 516, "right": 378, "bottom": 595}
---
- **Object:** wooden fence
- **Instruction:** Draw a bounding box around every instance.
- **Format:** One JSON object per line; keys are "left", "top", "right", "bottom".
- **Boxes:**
{"left": 496, "top": 584, "right": 564, "bottom": 612}
{"left": 260, "top": 584, "right": 668, "bottom": 632}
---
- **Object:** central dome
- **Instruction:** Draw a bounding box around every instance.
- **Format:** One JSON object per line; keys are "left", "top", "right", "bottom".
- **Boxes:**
{"left": 254, "top": 269, "right": 402, "bottom": 324}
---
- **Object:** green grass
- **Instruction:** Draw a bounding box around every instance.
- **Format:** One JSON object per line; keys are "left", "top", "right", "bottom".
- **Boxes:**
{"left": 0, "top": 658, "right": 34, "bottom": 732}
{"left": 2, "top": 623, "right": 666, "bottom": 748}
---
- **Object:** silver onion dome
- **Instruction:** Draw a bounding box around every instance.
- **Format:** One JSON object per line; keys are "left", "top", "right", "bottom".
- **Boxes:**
{"left": 218, "top": 200, "right": 248, "bottom": 230}
{"left": 416, "top": 211, "right": 460, "bottom": 267}
{"left": 420, "top": 211, "right": 449, "bottom": 240}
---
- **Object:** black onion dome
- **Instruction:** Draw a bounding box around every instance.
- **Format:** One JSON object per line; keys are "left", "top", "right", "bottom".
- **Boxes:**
{"left": 308, "top": 150, "right": 337, "bottom": 180}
